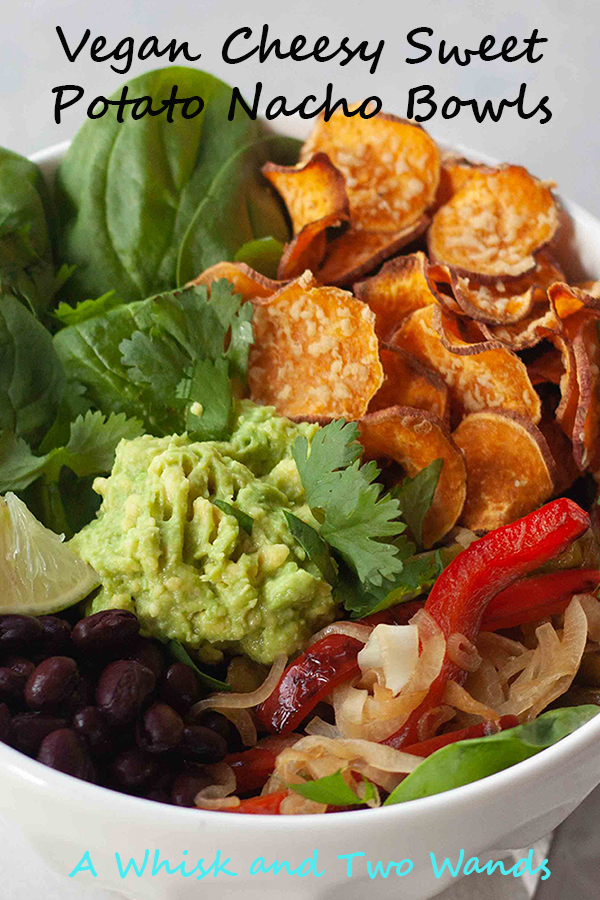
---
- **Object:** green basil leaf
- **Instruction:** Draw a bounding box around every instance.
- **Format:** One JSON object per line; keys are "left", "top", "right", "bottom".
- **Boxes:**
{"left": 234, "top": 236, "right": 284, "bottom": 279}
{"left": 0, "top": 294, "right": 65, "bottom": 444}
{"left": 56, "top": 67, "right": 264, "bottom": 304}
{"left": 176, "top": 135, "right": 300, "bottom": 285}
{"left": 288, "top": 769, "right": 376, "bottom": 807}
{"left": 284, "top": 511, "right": 337, "bottom": 584}
{"left": 168, "top": 639, "right": 231, "bottom": 692}
{"left": 213, "top": 499, "right": 254, "bottom": 535}
{"left": 393, "top": 459, "right": 444, "bottom": 548}
{"left": 384, "top": 705, "right": 600, "bottom": 806}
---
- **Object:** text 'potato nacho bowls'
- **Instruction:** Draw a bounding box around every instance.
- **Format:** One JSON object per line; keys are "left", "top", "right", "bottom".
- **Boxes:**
{"left": 2, "top": 67, "right": 600, "bottom": 900}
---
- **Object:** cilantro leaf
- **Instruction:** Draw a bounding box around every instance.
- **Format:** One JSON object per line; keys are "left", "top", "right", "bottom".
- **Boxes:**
{"left": 0, "top": 430, "right": 54, "bottom": 492}
{"left": 56, "top": 280, "right": 253, "bottom": 440}
{"left": 168, "top": 640, "right": 231, "bottom": 692}
{"left": 213, "top": 499, "right": 254, "bottom": 535}
{"left": 393, "top": 459, "right": 444, "bottom": 548}
{"left": 288, "top": 769, "right": 377, "bottom": 808}
{"left": 54, "top": 291, "right": 123, "bottom": 326}
{"left": 180, "top": 358, "right": 233, "bottom": 441}
{"left": 0, "top": 411, "right": 143, "bottom": 491}
{"left": 320, "top": 459, "right": 406, "bottom": 587}
{"left": 284, "top": 511, "right": 337, "bottom": 584}
{"left": 293, "top": 420, "right": 405, "bottom": 590}
{"left": 293, "top": 419, "right": 362, "bottom": 515}
{"left": 340, "top": 547, "right": 458, "bottom": 619}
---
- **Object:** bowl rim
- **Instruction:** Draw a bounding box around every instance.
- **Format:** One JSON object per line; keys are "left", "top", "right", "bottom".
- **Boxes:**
{"left": 3, "top": 136, "right": 599, "bottom": 826}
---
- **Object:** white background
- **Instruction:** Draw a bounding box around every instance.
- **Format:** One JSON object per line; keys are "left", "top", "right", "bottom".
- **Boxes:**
{"left": 1, "top": 0, "right": 600, "bottom": 897}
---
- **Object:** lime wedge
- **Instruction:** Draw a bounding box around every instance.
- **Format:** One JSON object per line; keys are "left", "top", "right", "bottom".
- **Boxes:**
{"left": 0, "top": 492, "right": 100, "bottom": 615}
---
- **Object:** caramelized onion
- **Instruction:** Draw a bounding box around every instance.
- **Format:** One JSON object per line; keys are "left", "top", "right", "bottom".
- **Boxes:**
{"left": 190, "top": 654, "right": 287, "bottom": 714}
{"left": 444, "top": 681, "right": 500, "bottom": 721}
{"left": 308, "top": 622, "right": 373, "bottom": 647}
{"left": 447, "top": 633, "right": 482, "bottom": 673}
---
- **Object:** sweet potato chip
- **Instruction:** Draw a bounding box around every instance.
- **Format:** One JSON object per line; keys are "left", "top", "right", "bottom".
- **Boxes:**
{"left": 353, "top": 252, "right": 439, "bottom": 340}
{"left": 429, "top": 165, "right": 559, "bottom": 279}
{"left": 359, "top": 407, "right": 466, "bottom": 546}
{"left": 538, "top": 410, "right": 579, "bottom": 496}
{"left": 571, "top": 315, "right": 600, "bottom": 472}
{"left": 368, "top": 345, "right": 450, "bottom": 425}
{"left": 449, "top": 251, "right": 564, "bottom": 326}
{"left": 262, "top": 152, "right": 350, "bottom": 234}
{"left": 453, "top": 410, "right": 555, "bottom": 532}
{"left": 548, "top": 282, "right": 600, "bottom": 321}
{"left": 315, "top": 219, "right": 428, "bottom": 287}
{"left": 300, "top": 110, "right": 441, "bottom": 233}
{"left": 552, "top": 333, "right": 579, "bottom": 438}
{"left": 187, "top": 262, "right": 283, "bottom": 300}
{"left": 248, "top": 271, "right": 383, "bottom": 419}
{"left": 434, "top": 154, "right": 496, "bottom": 208}
{"left": 390, "top": 304, "right": 541, "bottom": 422}
{"left": 480, "top": 304, "right": 561, "bottom": 350}
{"left": 277, "top": 213, "right": 339, "bottom": 281}
{"left": 527, "top": 347, "right": 564, "bottom": 386}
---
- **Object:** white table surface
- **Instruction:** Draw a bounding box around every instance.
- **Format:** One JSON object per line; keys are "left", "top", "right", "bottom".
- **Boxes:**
{"left": 2, "top": 0, "right": 600, "bottom": 896}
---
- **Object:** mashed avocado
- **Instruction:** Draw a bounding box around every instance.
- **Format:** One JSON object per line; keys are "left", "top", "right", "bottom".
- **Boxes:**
{"left": 70, "top": 402, "right": 337, "bottom": 663}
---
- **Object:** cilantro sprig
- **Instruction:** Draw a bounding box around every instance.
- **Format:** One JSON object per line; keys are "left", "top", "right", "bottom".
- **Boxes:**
{"left": 292, "top": 421, "right": 446, "bottom": 617}
{"left": 288, "top": 769, "right": 378, "bottom": 808}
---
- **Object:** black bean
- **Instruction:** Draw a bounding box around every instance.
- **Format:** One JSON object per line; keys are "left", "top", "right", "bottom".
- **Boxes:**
{"left": 171, "top": 771, "right": 212, "bottom": 808}
{"left": 138, "top": 703, "right": 184, "bottom": 753}
{"left": 160, "top": 663, "right": 200, "bottom": 715}
{"left": 0, "top": 703, "right": 10, "bottom": 743}
{"left": 0, "top": 615, "right": 42, "bottom": 654}
{"left": 145, "top": 773, "right": 175, "bottom": 804}
{"left": 112, "top": 747, "right": 158, "bottom": 790}
{"left": 64, "top": 673, "right": 95, "bottom": 716}
{"left": 25, "top": 657, "right": 79, "bottom": 711}
{"left": 72, "top": 706, "right": 115, "bottom": 759}
{"left": 38, "top": 617, "right": 72, "bottom": 656}
{"left": 37, "top": 728, "right": 95, "bottom": 781}
{"left": 196, "top": 710, "right": 241, "bottom": 751}
{"left": 11, "top": 713, "right": 69, "bottom": 756}
{"left": 3, "top": 657, "right": 35, "bottom": 680}
{"left": 96, "top": 660, "right": 156, "bottom": 723}
{"left": 181, "top": 725, "right": 228, "bottom": 764}
{"left": 72, "top": 610, "right": 140, "bottom": 655}
{"left": 0, "top": 667, "right": 27, "bottom": 704}
{"left": 127, "top": 640, "right": 164, "bottom": 679}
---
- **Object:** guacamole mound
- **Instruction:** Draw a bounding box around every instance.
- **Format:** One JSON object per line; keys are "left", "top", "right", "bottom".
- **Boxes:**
{"left": 70, "top": 402, "right": 337, "bottom": 663}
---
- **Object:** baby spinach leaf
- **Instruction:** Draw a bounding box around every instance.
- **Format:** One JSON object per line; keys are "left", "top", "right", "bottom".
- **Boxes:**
{"left": 0, "top": 294, "right": 65, "bottom": 444}
{"left": 213, "top": 499, "right": 254, "bottom": 535}
{"left": 0, "top": 147, "right": 59, "bottom": 316}
{"left": 384, "top": 705, "right": 600, "bottom": 806}
{"left": 56, "top": 67, "right": 264, "bottom": 304}
{"left": 288, "top": 769, "right": 376, "bottom": 807}
{"left": 234, "top": 236, "right": 284, "bottom": 279}
{"left": 393, "top": 459, "right": 444, "bottom": 548}
{"left": 176, "top": 135, "right": 300, "bottom": 285}
{"left": 168, "top": 640, "right": 231, "bottom": 692}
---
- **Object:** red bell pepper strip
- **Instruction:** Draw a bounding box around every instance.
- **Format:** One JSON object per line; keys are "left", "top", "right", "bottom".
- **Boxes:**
{"left": 403, "top": 715, "right": 519, "bottom": 757}
{"left": 481, "top": 568, "right": 600, "bottom": 632}
{"left": 226, "top": 791, "right": 288, "bottom": 815}
{"left": 383, "top": 498, "right": 590, "bottom": 750}
{"left": 225, "top": 747, "right": 278, "bottom": 794}
{"left": 255, "top": 634, "right": 363, "bottom": 734}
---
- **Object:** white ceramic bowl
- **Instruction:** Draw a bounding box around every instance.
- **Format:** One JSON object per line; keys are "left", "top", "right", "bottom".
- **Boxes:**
{"left": 1, "top": 127, "right": 600, "bottom": 900}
